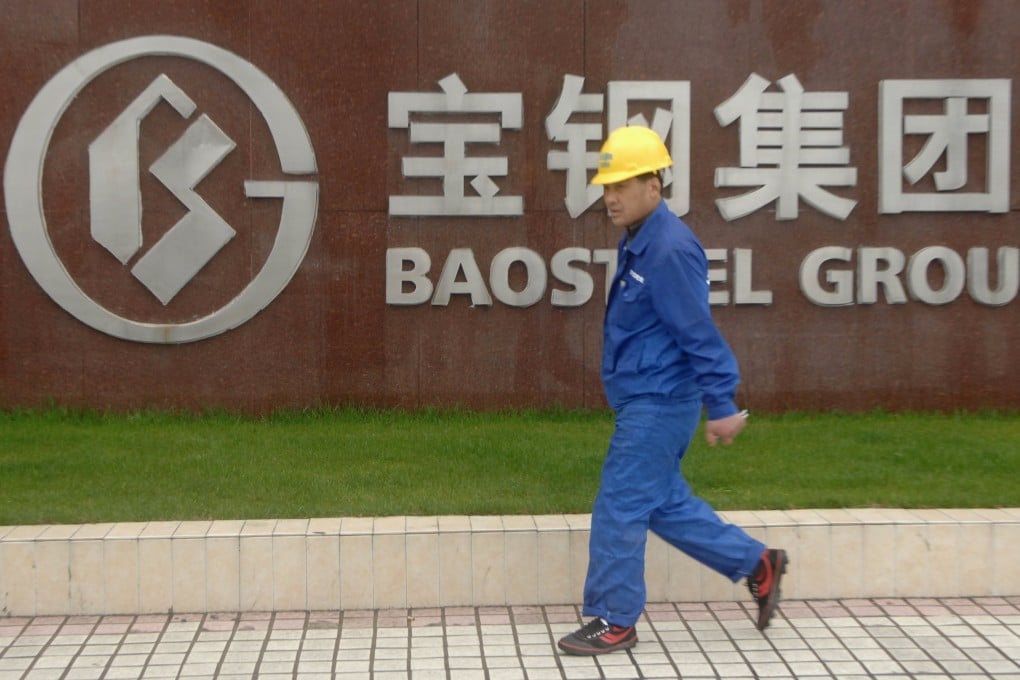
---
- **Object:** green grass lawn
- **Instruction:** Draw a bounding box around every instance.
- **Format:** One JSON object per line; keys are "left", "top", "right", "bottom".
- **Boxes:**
{"left": 1, "top": 408, "right": 1017, "bottom": 525}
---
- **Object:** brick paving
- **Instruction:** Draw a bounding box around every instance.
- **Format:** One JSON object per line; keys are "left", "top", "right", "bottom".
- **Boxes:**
{"left": 2, "top": 597, "right": 1019, "bottom": 679}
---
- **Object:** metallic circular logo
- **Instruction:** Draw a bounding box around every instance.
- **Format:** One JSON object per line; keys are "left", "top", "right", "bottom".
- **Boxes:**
{"left": 4, "top": 36, "right": 318, "bottom": 343}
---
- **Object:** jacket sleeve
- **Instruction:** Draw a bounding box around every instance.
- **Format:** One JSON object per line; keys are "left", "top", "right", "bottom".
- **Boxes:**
{"left": 651, "top": 244, "right": 741, "bottom": 420}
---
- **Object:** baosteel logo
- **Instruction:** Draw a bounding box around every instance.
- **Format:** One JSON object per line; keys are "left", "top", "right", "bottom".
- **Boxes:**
{"left": 3, "top": 36, "right": 318, "bottom": 343}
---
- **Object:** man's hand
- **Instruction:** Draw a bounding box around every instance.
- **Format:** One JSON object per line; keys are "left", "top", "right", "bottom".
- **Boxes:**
{"left": 705, "top": 410, "right": 748, "bottom": 446}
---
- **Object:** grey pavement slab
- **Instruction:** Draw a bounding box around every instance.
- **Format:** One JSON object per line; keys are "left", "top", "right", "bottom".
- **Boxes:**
{"left": 1, "top": 597, "right": 1019, "bottom": 679}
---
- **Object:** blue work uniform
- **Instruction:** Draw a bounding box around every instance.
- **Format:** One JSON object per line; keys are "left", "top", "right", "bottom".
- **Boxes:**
{"left": 582, "top": 200, "right": 765, "bottom": 628}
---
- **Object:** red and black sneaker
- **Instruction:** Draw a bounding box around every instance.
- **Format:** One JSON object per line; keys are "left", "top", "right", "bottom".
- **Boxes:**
{"left": 747, "top": 548, "right": 789, "bottom": 631}
{"left": 557, "top": 617, "right": 637, "bottom": 656}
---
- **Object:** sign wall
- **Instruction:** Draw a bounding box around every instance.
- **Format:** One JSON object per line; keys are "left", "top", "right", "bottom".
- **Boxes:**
{"left": 1, "top": 1, "right": 1017, "bottom": 413}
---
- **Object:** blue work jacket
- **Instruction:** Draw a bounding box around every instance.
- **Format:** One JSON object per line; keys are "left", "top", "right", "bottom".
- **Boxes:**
{"left": 601, "top": 200, "right": 740, "bottom": 420}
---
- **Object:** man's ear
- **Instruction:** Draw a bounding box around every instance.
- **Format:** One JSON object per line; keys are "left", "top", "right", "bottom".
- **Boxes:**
{"left": 651, "top": 174, "right": 664, "bottom": 197}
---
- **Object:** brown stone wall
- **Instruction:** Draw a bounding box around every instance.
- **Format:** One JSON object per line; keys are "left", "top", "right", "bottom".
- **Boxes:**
{"left": 1, "top": 1, "right": 1017, "bottom": 413}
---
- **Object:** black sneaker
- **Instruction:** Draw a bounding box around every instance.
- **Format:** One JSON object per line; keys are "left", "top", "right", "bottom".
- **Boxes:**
{"left": 557, "top": 617, "right": 637, "bottom": 656}
{"left": 747, "top": 548, "right": 789, "bottom": 631}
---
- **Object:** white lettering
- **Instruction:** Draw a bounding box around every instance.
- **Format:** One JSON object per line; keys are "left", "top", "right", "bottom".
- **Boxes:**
{"left": 800, "top": 246, "right": 854, "bottom": 306}
{"left": 968, "top": 247, "right": 1019, "bottom": 306}
{"left": 707, "top": 249, "right": 772, "bottom": 306}
{"left": 733, "top": 248, "right": 772, "bottom": 305}
{"left": 801, "top": 246, "right": 1018, "bottom": 306}
{"left": 387, "top": 245, "right": 1017, "bottom": 309}
{"left": 432, "top": 248, "right": 492, "bottom": 306}
{"left": 591, "top": 249, "right": 617, "bottom": 303}
{"left": 550, "top": 247, "right": 594, "bottom": 307}
{"left": 385, "top": 247, "right": 433, "bottom": 305}
{"left": 706, "top": 249, "right": 729, "bottom": 305}
{"left": 857, "top": 247, "right": 907, "bottom": 304}
{"left": 385, "top": 246, "right": 617, "bottom": 307}
{"left": 490, "top": 247, "right": 546, "bottom": 307}
{"left": 908, "top": 246, "right": 965, "bottom": 305}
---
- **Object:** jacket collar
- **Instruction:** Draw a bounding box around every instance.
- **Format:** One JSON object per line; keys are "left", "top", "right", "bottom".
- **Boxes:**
{"left": 620, "top": 200, "right": 668, "bottom": 255}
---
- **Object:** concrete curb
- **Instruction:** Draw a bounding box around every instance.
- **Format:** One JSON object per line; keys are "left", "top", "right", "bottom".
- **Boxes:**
{"left": 2, "top": 508, "right": 1018, "bottom": 616}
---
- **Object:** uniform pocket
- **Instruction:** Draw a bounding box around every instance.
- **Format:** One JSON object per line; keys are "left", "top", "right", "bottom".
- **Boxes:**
{"left": 612, "top": 278, "right": 651, "bottom": 330}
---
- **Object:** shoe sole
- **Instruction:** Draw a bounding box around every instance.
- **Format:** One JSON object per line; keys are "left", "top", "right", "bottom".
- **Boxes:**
{"left": 757, "top": 550, "right": 789, "bottom": 631}
{"left": 557, "top": 636, "right": 637, "bottom": 656}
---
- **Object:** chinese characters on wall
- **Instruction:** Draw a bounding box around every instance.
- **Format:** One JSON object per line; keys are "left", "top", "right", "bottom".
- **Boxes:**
{"left": 386, "top": 74, "right": 1016, "bottom": 309}
{"left": 389, "top": 73, "right": 1010, "bottom": 220}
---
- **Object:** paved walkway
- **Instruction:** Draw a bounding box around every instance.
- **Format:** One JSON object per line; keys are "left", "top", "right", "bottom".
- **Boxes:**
{"left": 1, "top": 597, "right": 1018, "bottom": 679}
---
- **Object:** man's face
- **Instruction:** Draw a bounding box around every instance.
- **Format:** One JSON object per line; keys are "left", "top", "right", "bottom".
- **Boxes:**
{"left": 602, "top": 175, "right": 661, "bottom": 229}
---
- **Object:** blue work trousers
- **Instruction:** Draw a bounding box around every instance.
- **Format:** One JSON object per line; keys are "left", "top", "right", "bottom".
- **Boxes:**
{"left": 582, "top": 396, "right": 765, "bottom": 627}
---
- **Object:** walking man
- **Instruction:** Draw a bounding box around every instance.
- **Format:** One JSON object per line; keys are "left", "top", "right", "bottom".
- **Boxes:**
{"left": 558, "top": 126, "right": 788, "bottom": 656}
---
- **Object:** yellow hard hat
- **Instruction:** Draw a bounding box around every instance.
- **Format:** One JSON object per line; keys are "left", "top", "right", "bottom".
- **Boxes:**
{"left": 591, "top": 126, "right": 673, "bottom": 185}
